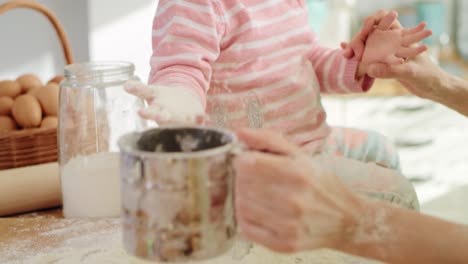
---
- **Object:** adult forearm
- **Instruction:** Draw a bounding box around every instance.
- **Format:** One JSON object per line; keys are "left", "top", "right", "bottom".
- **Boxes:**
{"left": 340, "top": 199, "right": 468, "bottom": 263}
{"left": 432, "top": 72, "right": 468, "bottom": 117}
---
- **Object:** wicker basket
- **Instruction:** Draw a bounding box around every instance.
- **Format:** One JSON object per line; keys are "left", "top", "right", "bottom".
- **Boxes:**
{"left": 0, "top": 0, "right": 74, "bottom": 170}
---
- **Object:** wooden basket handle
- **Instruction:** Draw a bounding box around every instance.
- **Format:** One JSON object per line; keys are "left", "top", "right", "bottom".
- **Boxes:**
{"left": 0, "top": 0, "right": 74, "bottom": 65}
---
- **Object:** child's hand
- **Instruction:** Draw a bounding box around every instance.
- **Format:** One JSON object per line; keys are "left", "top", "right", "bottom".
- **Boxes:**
{"left": 343, "top": 10, "right": 401, "bottom": 60}
{"left": 356, "top": 23, "right": 432, "bottom": 78}
{"left": 124, "top": 80, "right": 205, "bottom": 125}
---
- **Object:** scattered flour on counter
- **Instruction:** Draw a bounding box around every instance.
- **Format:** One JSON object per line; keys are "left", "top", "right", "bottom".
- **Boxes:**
{"left": 1, "top": 218, "right": 382, "bottom": 264}
{"left": 14, "top": 211, "right": 62, "bottom": 219}
{"left": 1, "top": 219, "right": 136, "bottom": 264}
{"left": 61, "top": 152, "right": 120, "bottom": 218}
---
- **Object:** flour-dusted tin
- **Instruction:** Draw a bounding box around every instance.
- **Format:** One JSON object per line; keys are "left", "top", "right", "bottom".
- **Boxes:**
{"left": 118, "top": 126, "right": 238, "bottom": 262}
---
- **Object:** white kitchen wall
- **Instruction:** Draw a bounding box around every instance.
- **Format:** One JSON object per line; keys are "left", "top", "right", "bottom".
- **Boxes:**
{"left": 0, "top": 0, "right": 156, "bottom": 82}
{"left": 0, "top": 0, "right": 89, "bottom": 82}
{"left": 87, "top": 0, "right": 157, "bottom": 81}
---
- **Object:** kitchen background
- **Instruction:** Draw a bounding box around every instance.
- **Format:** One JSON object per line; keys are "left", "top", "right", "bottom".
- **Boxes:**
{"left": 2, "top": 0, "right": 468, "bottom": 80}
{"left": 0, "top": 0, "right": 467, "bottom": 223}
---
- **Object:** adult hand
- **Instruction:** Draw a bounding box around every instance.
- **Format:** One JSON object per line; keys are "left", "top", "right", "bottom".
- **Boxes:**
{"left": 124, "top": 80, "right": 205, "bottom": 125}
{"left": 233, "top": 128, "right": 364, "bottom": 253}
{"left": 342, "top": 10, "right": 402, "bottom": 60}
{"left": 367, "top": 55, "right": 446, "bottom": 99}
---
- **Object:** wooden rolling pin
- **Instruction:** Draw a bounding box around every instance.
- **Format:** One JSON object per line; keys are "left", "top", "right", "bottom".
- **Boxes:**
{"left": 0, "top": 162, "right": 61, "bottom": 216}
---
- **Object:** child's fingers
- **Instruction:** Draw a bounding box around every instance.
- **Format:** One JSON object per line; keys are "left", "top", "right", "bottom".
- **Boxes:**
{"left": 376, "top": 11, "right": 399, "bottom": 31}
{"left": 396, "top": 45, "right": 428, "bottom": 59}
{"left": 347, "top": 38, "right": 365, "bottom": 60}
{"left": 359, "top": 18, "right": 378, "bottom": 40}
{"left": 360, "top": 10, "right": 395, "bottom": 38}
{"left": 385, "top": 55, "right": 405, "bottom": 65}
{"left": 402, "top": 22, "right": 427, "bottom": 36}
{"left": 138, "top": 108, "right": 158, "bottom": 121}
{"left": 340, "top": 42, "right": 352, "bottom": 56}
{"left": 139, "top": 107, "right": 170, "bottom": 122}
{"left": 403, "top": 29, "right": 433, "bottom": 46}
{"left": 124, "top": 81, "right": 157, "bottom": 101}
{"left": 341, "top": 42, "right": 348, "bottom": 49}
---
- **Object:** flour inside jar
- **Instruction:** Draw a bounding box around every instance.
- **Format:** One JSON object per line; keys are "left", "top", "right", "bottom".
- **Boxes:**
{"left": 61, "top": 152, "right": 120, "bottom": 218}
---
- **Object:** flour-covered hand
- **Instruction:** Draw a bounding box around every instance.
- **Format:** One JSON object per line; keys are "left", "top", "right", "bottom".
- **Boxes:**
{"left": 124, "top": 80, "right": 205, "bottom": 125}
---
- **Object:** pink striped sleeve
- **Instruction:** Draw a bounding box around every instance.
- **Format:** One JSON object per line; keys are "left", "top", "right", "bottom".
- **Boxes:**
{"left": 308, "top": 33, "right": 374, "bottom": 94}
{"left": 149, "top": 0, "right": 225, "bottom": 108}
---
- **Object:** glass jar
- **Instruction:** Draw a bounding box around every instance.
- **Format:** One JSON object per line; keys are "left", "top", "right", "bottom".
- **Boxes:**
{"left": 59, "top": 61, "right": 147, "bottom": 218}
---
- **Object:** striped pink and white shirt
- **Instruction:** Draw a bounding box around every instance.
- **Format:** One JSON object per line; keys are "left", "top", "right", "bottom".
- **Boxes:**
{"left": 149, "top": 0, "right": 373, "bottom": 150}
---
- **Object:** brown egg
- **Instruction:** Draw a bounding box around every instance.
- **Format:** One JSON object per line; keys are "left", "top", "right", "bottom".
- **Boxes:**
{"left": 47, "top": 75, "right": 65, "bottom": 85}
{"left": 12, "top": 94, "right": 42, "bottom": 128}
{"left": 0, "top": 116, "right": 16, "bottom": 133}
{"left": 0, "top": 97, "right": 14, "bottom": 115}
{"left": 37, "top": 82, "right": 59, "bottom": 116}
{"left": 41, "top": 116, "right": 58, "bottom": 128}
{"left": 0, "top": 80, "right": 21, "bottom": 97}
{"left": 16, "top": 74, "right": 42, "bottom": 93}
{"left": 27, "top": 86, "right": 41, "bottom": 99}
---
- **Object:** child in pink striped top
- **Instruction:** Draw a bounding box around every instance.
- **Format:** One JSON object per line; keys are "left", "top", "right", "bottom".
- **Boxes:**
{"left": 125, "top": 1, "right": 431, "bottom": 208}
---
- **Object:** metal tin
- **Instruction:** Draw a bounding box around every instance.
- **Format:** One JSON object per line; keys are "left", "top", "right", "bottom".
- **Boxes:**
{"left": 118, "top": 126, "right": 237, "bottom": 262}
